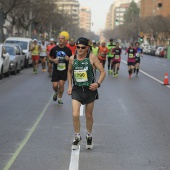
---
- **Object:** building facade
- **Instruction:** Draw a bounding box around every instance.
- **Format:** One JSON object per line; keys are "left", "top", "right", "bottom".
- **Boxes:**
{"left": 79, "top": 7, "right": 91, "bottom": 32}
{"left": 140, "top": 0, "right": 170, "bottom": 17}
{"left": 115, "top": 3, "right": 130, "bottom": 26}
{"left": 105, "top": 0, "right": 141, "bottom": 30}
{"left": 54, "top": 0, "right": 80, "bottom": 24}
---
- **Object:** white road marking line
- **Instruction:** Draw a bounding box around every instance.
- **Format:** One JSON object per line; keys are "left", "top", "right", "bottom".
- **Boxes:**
{"left": 121, "top": 60, "right": 170, "bottom": 89}
{"left": 80, "top": 104, "right": 84, "bottom": 116}
{"left": 69, "top": 105, "right": 84, "bottom": 170}
{"left": 69, "top": 146, "right": 80, "bottom": 170}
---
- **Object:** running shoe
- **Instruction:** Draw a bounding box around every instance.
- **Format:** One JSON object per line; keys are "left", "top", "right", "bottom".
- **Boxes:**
{"left": 42, "top": 69, "right": 46, "bottom": 72}
{"left": 128, "top": 74, "right": 132, "bottom": 79}
{"left": 86, "top": 136, "right": 93, "bottom": 150}
{"left": 110, "top": 70, "right": 113, "bottom": 75}
{"left": 72, "top": 136, "right": 82, "bottom": 150}
{"left": 53, "top": 93, "right": 58, "bottom": 101}
{"left": 58, "top": 100, "right": 63, "bottom": 105}
{"left": 33, "top": 70, "right": 38, "bottom": 74}
{"left": 113, "top": 73, "right": 116, "bottom": 78}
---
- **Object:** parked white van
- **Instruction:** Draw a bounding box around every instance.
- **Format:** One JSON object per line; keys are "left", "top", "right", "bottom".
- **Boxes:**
{"left": 4, "top": 37, "right": 33, "bottom": 68}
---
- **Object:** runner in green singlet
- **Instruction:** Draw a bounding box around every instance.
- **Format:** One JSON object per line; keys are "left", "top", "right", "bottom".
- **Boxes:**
{"left": 67, "top": 37, "right": 106, "bottom": 150}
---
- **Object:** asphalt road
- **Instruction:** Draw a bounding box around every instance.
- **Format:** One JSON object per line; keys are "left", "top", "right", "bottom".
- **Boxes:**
{"left": 1, "top": 53, "right": 170, "bottom": 170}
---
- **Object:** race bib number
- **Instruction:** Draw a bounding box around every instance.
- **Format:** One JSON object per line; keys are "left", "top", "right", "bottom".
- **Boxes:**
{"left": 74, "top": 70, "right": 88, "bottom": 82}
{"left": 129, "top": 54, "right": 134, "bottom": 58}
{"left": 57, "top": 63, "right": 66, "bottom": 71}
{"left": 115, "top": 55, "right": 120, "bottom": 59}
{"left": 101, "top": 52, "right": 106, "bottom": 57}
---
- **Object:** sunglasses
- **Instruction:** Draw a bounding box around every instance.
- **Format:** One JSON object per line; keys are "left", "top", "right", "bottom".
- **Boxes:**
{"left": 77, "top": 46, "right": 86, "bottom": 49}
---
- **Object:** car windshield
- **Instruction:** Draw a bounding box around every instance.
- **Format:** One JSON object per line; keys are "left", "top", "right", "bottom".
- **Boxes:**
{"left": 5, "top": 40, "right": 28, "bottom": 50}
{"left": 5, "top": 46, "right": 15, "bottom": 55}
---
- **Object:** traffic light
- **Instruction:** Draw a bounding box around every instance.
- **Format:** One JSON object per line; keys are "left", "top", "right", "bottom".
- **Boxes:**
{"left": 140, "top": 36, "right": 143, "bottom": 42}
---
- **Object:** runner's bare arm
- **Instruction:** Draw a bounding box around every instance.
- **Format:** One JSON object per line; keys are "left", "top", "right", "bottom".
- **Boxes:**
{"left": 89, "top": 54, "right": 106, "bottom": 90}
{"left": 67, "top": 56, "right": 74, "bottom": 95}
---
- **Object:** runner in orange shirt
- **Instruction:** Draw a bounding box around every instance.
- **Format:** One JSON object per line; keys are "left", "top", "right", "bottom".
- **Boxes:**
{"left": 46, "top": 38, "right": 56, "bottom": 77}
{"left": 98, "top": 41, "right": 109, "bottom": 68}
{"left": 66, "top": 38, "right": 76, "bottom": 55}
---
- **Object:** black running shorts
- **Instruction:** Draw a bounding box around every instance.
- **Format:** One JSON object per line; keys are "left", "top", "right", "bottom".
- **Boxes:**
{"left": 135, "top": 58, "right": 140, "bottom": 64}
{"left": 72, "top": 85, "right": 98, "bottom": 105}
{"left": 127, "top": 62, "right": 135, "bottom": 66}
{"left": 51, "top": 71, "right": 67, "bottom": 82}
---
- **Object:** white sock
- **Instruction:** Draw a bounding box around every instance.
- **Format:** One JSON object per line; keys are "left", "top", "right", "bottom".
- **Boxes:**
{"left": 58, "top": 98, "right": 61, "bottom": 101}
{"left": 75, "top": 133, "right": 81, "bottom": 139}
{"left": 87, "top": 133, "right": 92, "bottom": 137}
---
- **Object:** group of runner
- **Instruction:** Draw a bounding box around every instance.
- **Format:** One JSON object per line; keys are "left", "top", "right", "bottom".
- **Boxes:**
{"left": 91, "top": 39, "right": 143, "bottom": 79}
{"left": 30, "top": 34, "right": 143, "bottom": 151}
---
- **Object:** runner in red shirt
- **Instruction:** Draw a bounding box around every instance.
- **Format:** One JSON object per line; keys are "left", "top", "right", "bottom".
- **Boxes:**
{"left": 66, "top": 38, "right": 76, "bottom": 55}
{"left": 125, "top": 43, "right": 137, "bottom": 79}
{"left": 46, "top": 38, "right": 56, "bottom": 77}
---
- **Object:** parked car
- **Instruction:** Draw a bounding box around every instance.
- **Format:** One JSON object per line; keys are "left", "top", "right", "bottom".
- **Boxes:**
{"left": 7, "top": 43, "right": 25, "bottom": 69}
{"left": 0, "top": 44, "right": 10, "bottom": 79}
{"left": 155, "top": 46, "right": 164, "bottom": 56}
{"left": 4, "top": 44, "right": 21, "bottom": 75}
{"left": 159, "top": 47, "right": 166, "bottom": 57}
{"left": 4, "top": 37, "right": 33, "bottom": 68}
{"left": 150, "top": 46, "right": 157, "bottom": 56}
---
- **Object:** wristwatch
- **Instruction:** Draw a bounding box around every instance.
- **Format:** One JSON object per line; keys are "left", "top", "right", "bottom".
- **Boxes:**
{"left": 96, "top": 82, "right": 100, "bottom": 88}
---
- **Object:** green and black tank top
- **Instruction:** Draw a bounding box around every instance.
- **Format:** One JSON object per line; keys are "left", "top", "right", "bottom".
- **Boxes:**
{"left": 73, "top": 53, "right": 95, "bottom": 87}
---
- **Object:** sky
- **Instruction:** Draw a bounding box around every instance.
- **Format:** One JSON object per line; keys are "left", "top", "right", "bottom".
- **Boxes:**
{"left": 79, "top": 0, "right": 114, "bottom": 33}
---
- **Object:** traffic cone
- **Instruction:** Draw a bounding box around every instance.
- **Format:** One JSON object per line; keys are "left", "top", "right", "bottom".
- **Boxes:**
{"left": 163, "top": 73, "right": 169, "bottom": 85}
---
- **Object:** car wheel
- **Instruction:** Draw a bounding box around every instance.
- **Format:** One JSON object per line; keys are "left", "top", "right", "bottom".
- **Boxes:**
{"left": 13, "top": 65, "right": 17, "bottom": 75}
{"left": 18, "top": 63, "right": 22, "bottom": 73}
{"left": 4, "top": 66, "right": 10, "bottom": 77}
{"left": 0, "top": 67, "right": 3, "bottom": 80}
{"left": 22, "top": 59, "right": 25, "bottom": 69}
{"left": 25, "top": 58, "right": 29, "bottom": 68}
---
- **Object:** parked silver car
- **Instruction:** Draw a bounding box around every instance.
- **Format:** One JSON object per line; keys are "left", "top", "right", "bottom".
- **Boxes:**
{"left": 0, "top": 44, "right": 10, "bottom": 79}
{"left": 4, "top": 43, "right": 26, "bottom": 69}
{"left": 4, "top": 44, "right": 22, "bottom": 75}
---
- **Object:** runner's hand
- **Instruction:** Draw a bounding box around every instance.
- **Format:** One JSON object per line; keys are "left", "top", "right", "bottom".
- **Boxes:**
{"left": 89, "top": 83, "right": 98, "bottom": 91}
{"left": 65, "top": 56, "right": 69, "bottom": 61}
{"left": 53, "top": 59, "right": 58, "bottom": 64}
{"left": 67, "top": 87, "right": 72, "bottom": 95}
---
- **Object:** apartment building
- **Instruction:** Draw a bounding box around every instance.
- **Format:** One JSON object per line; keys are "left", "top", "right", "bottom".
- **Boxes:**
{"left": 79, "top": 7, "right": 91, "bottom": 32}
{"left": 140, "top": 0, "right": 170, "bottom": 17}
{"left": 54, "top": 0, "right": 80, "bottom": 24}
{"left": 105, "top": 0, "right": 140, "bottom": 30}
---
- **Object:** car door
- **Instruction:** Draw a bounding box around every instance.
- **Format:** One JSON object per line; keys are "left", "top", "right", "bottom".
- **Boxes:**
{"left": 2, "top": 46, "right": 9, "bottom": 72}
{"left": 16, "top": 46, "right": 22, "bottom": 70}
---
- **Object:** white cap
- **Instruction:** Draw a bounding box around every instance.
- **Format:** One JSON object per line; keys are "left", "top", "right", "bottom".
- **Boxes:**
{"left": 50, "top": 38, "right": 54, "bottom": 41}
{"left": 33, "top": 39, "right": 37, "bottom": 42}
